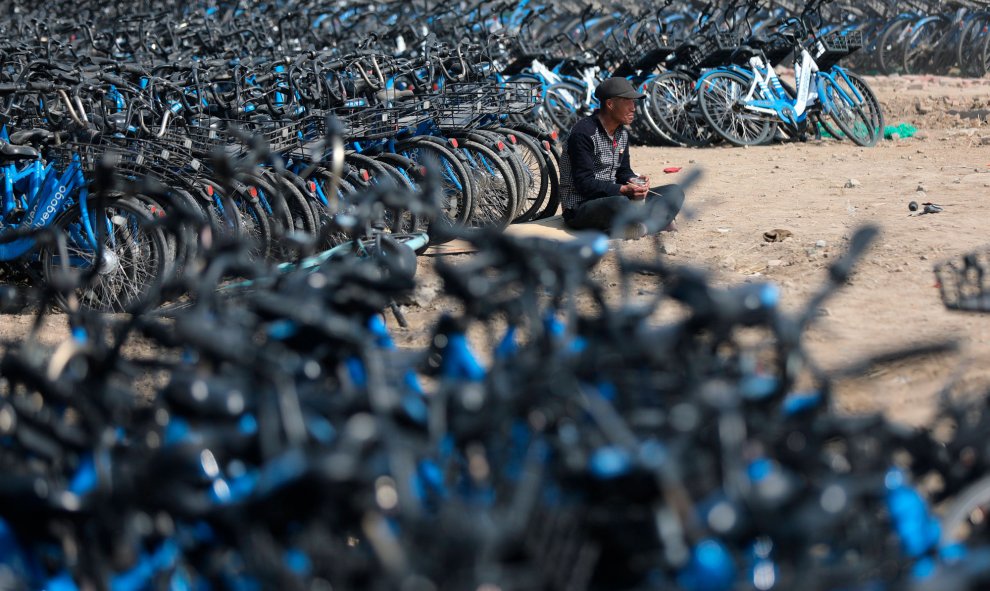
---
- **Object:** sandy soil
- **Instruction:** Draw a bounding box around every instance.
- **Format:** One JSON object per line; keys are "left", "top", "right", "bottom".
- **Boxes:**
{"left": 393, "top": 74, "right": 990, "bottom": 426}
{"left": 6, "top": 74, "right": 990, "bottom": 427}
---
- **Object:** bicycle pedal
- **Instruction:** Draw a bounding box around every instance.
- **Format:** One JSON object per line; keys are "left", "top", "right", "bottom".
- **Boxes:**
{"left": 7, "top": 208, "right": 26, "bottom": 224}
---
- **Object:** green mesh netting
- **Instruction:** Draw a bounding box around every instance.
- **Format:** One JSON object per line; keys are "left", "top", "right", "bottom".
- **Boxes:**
{"left": 883, "top": 123, "right": 917, "bottom": 139}
{"left": 817, "top": 122, "right": 917, "bottom": 140}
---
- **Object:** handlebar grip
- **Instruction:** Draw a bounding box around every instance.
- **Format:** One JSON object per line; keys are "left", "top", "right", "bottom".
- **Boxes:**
{"left": 120, "top": 63, "right": 148, "bottom": 76}
{"left": 99, "top": 72, "right": 130, "bottom": 88}
{"left": 27, "top": 81, "right": 56, "bottom": 92}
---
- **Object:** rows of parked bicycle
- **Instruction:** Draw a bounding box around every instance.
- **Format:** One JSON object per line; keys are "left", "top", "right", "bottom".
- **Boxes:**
{"left": 8, "top": 0, "right": 990, "bottom": 312}
{"left": 0, "top": 0, "right": 902, "bottom": 311}
{"left": 2, "top": 155, "right": 990, "bottom": 589}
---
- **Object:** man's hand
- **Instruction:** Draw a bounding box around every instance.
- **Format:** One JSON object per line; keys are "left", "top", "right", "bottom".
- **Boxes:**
{"left": 620, "top": 180, "right": 649, "bottom": 200}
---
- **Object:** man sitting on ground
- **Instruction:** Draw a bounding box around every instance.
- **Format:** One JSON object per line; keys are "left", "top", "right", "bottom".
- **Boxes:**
{"left": 559, "top": 77, "right": 685, "bottom": 238}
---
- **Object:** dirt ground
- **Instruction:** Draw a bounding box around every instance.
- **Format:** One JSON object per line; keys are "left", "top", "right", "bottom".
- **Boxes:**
{"left": 393, "top": 74, "right": 990, "bottom": 427}
{"left": 7, "top": 74, "right": 990, "bottom": 427}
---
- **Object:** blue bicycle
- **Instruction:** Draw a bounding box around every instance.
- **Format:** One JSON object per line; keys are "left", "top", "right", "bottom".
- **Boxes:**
{"left": 0, "top": 128, "right": 170, "bottom": 311}
{"left": 695, "top": 20, "right": 876, "bottom": 147}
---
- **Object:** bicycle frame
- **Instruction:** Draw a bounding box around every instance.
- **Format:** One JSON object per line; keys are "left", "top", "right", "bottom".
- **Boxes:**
{"left": 0, "top": 155, "right": 93, "bottom": 261}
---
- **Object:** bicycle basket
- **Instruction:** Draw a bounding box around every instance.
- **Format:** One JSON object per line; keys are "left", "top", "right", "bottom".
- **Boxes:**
{"left": 934, "top": 247, "right": 990, "bottom": 313}
{"left": 502, "top": 80, "right": 541, "bottom": 115}
{"left": 810, "top": 32, "right": 850, "bottom": 69}
{"left": 696, "top": 32, "right": 741, "bottom": 69}
{"left": 429, "top": 82, "right": 503, "bottom": 129}
{"left": 844, "top": 30, "right": 864, "bottom": 51}
{"left": 666, "top": 42, "right": 705, "bottom": 69}
{"left": 335, "top": 104, "right": 426, "bottom": 139}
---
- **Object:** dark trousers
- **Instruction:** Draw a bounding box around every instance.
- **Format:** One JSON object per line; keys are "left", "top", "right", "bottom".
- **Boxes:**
{"left": 562, "top": 184, "right": 685, "bottom": 234}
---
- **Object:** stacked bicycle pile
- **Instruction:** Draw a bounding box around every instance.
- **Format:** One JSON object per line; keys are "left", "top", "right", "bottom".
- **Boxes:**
{"left": 0, "top": 0, "right": 911, "bottom": 312}
{"left": 0, "top": 2, "right": 570, "bottom": 311}
{"left": 2, "top": 165, "right": 990, "bottom": 590}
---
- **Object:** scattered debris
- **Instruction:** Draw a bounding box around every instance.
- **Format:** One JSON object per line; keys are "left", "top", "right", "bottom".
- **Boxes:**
{"left": 763, "top": 229, "right": 794, "bottom": 243}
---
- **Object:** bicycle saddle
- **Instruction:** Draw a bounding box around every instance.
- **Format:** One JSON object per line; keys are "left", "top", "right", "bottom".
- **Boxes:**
{"left": 0, "top": 140, "right": 38, "bottom": 161}
{"left": 8, "top": 128, "right": 54, "bottom": 146}
{"left": 730, "top": 45, "right": 762, "bottom": 62}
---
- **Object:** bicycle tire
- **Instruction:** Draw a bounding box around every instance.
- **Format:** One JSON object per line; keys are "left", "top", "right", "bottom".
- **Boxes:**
{"left": 819, "top": 76, "right": 877, "bottom": 147}
{"left": 537, "top": 144, "right": 562, "bottom": 219}
{"left": 958, "top": 15, "right": 985, "bottom": 76}
{"left": 473, "top": 130, "right": 530, "bottom": 221}
{"left": 840, "top": 72, "right": 885, "bottom": 143}
{"left": 496, "top": 128, "right": 550, "bottom": 223}
{"left": 240, "top": 171, "right": 296, "bottom": 262}
{"left": 697, "top": 70, "right": 775, "bottom": 147}
{"left": 264, "top": 169, "right": 319, "bottom": 236}
{"left": 648, "top": 71, "right": 715, "bottom": 148}
{"left": 877, "top": 18, "right": 914, "bottom": 75}
{"left": 458, "top": 140, "right": 518, "bottom": 229}
{"left": 902, "top": 16, "right": 950, "bottom": 75}
{"left": 39, "top": 197, "right": 169, "bottom": 313}
{"left": 397, "top": 138, "right": 475, "bottom": 229}
{"left": 543, "top": 82, "right": 586, "bottom": 135}
{"left": 373, "top": 153, "right": 432, "bottom": 236}
{"left": 975, "top": 18, "right": 990, "bottom": 77}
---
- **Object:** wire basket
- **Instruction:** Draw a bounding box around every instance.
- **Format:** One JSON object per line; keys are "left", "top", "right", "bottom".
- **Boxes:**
{"left": 502, "top": 80, "right": 541, "bottom": 115}
{"left": 429, "top": 82, "right": 504, "bottom": 129}
{"left": 934, "top": 248, "right": 990, "bottom": 313}
{"left": 695, "top": 32, "right": 741, "bottom": 68}
{"left": 810, "top": 31, "right": 850, "bottom": 69}
{"left": 665, "top": 41, "right": 704, "bottom": 69}
{"left": 844, "top": 30, "right": 864, "bottom": 50}
{"left": 334, "top": 104, "right": 428, "bottom": 139}
{"left": 46, "top": 136, "right": 207, "bottom": 189}
{"left": 673, "top": 32, "right": 740, "bottom": 70}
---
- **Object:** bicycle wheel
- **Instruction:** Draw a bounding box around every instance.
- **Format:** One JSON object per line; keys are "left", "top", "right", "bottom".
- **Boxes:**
{"left": 39, "top": 198, "right": 169, "bottom": 312}
{"left": 543, "top": 82, "right": 586, "bottom": 134}
{"left": 697, "top": 71, "right": 775, "bottom": 147}
{"left": 240, "top": 171, "right": 295, "bottom": 262}
{"left": 496, "top": 129, "right": 550, "bottom": 223}
{"left": 819, "top": 76, "right": 877, "bottom": 147}
{"left": 458, "top": 140, "right": 518, "bottom": 229}
{"left": 231, "top": 183, "right": 274, "bottom": 261}
{"left": 877, "top": 18, "right": 913, "bottom": 75}
{"left": 902, "top": 16, "right": 950, "bottom": 74}
{"left": 397, "top": 138, "right": 475, "bottom": 229}
{"left": 473, "top": 130, "right": 530, "bottom": 221}
{"left": 974, "top": 17, "right": 990, "bottom": 77}
{"left": 648, "top": 71, "right": 715, "bottom": 147}
{"left": 839, "top": 72, "right": 885, "bottom": 142}
{"left": 264, "top": 170, "right": 319, "bottom": 236}
{"left": 537, "top": 143, "right": 561, "bottom": 219}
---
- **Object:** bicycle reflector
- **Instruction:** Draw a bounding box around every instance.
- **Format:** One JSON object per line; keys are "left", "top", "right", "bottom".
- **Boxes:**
{"left": 449, "top": 138, "right": 459, "bottom": 148}
{"left": 507, "top": 134, "right": 517, "bottom": 144}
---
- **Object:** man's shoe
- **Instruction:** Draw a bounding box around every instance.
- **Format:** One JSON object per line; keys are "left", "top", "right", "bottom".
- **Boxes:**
{"left": 620, "top": 222, "right": 648, "bottom": 240}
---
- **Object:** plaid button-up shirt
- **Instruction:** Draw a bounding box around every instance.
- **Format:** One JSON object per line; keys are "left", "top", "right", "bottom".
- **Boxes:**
{"left": 558, "top": 114, "right": 637, "bottom": 211}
